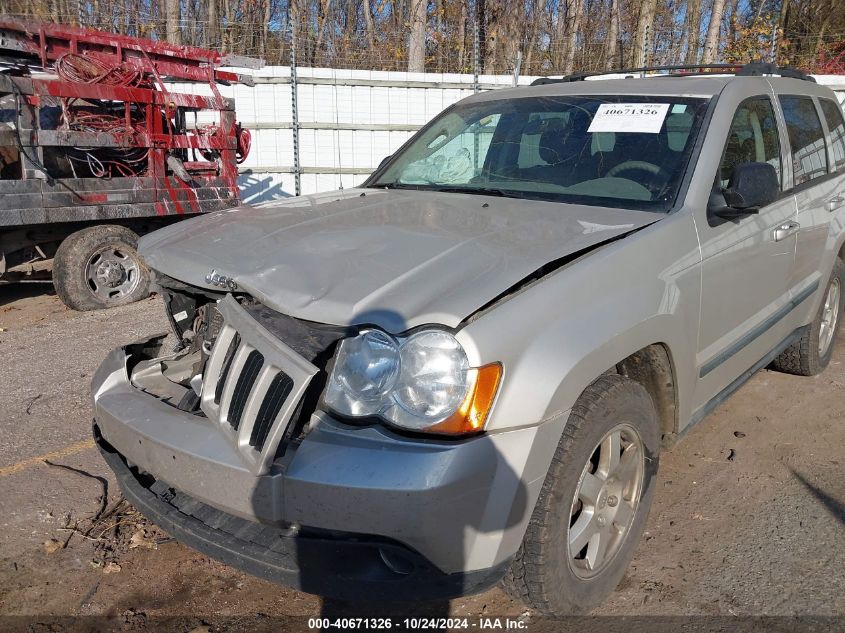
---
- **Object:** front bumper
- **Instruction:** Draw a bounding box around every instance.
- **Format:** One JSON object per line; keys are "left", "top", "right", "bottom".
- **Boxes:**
{"left": 92, "top": 335, "right": 564, "bottom": 595}
{"left": 94, "top": 430, "right": 508, "bottom": 601}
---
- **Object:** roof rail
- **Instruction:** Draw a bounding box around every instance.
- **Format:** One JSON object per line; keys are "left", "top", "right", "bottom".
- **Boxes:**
{"left": 530, "top": 62, "right": 815, "bottom": 86}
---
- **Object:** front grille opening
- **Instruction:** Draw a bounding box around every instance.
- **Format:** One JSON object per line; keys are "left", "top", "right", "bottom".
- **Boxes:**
{"left": 250, "top": 370, "right": 295, "bottom": 451}
{"left": 214, "top": 333, "right": 241, "bottom": 405}
{"left": 228, "top": 350, "right": 264, "bottom": 430}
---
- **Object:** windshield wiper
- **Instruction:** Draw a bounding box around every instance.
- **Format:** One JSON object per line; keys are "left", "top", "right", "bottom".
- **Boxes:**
{"left": 430, "top": 185, "right": 510, "bottom": 197}
{"left": 375, "top": 182, "right": 523, "bottom": 198}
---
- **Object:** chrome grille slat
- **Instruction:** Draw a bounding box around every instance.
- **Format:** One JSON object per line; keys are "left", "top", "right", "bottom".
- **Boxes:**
{"left": 218, "top": 343, "right": 251, "bottom": 426}
{"left": 200, "top": 326, "right": 237, "bottom": 418}
{"left": 236, "top": 365, "right": 278, "bottom": 447}
{"left": 214, "top": 331, "right": 241, "bottom": 405}
{"left": 198, "top": 296, "right": 319, "bottom": 476}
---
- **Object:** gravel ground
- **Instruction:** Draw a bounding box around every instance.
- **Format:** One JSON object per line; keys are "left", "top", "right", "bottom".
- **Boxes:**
{"left": 0, "top": 284, "right": 843, "bottom": 632}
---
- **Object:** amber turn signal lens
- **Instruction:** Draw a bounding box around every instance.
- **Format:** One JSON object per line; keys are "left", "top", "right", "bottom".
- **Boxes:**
{"left": 428, "top": 363, "right": 503, "bottom": 435}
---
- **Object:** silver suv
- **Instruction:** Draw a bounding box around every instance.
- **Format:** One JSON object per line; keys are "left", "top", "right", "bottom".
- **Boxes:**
{"left": 92, "top": 65, "right": 845, "bottom": 614}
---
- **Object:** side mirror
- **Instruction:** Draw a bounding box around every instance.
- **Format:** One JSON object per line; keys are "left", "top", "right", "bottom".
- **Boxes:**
{"left": 708, "top": 162, "right": 779, "bottom": 221}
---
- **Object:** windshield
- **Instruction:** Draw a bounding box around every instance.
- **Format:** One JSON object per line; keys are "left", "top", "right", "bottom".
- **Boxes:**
{"left": 368, "top": 95, "right": 710, "bottom": 211}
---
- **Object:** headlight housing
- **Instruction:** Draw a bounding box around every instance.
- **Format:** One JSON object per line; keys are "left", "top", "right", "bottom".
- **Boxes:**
{"left": 323, "top": 328, "right": 501, "bottom": 435}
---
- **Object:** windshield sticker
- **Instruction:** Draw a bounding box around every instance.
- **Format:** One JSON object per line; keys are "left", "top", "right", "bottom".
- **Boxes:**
{"left": 587, "top": 103, "right": 670, "bottom": 134}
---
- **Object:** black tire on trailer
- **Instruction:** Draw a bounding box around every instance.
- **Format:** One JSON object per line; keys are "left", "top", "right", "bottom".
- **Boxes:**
{"left": 771, "top": 258, "right": 845, "bottom": 376}
{"left": 501, "top": 374, "right": 661, "bottom": 616}
{"left": 53, "top": 225, "right": 151, "bottom": 311}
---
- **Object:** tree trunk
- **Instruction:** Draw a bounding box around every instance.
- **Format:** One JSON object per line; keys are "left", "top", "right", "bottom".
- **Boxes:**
{"left": 362, "top": 0, "right": 376, "bottom": 50}
{"left": 458, "top": 0, "right": 467, "bottom": 71}
{"left": 604, "top": 0, "right": 620, "bottom": 70}
{"left": 563, "top": 0, "right": 583, "bottom": 75}
{"left": 165, "top": 0, "right": 180, "bottom": 45}
{"left": 261, "top": 0, "right": 272, "bottom": 61}
{"left": 684, "top": 0, "right": 703, "bottom": 64}
{"left": 206, "top": 0, "right": 218, "bottom": 49}
{"left": 408, "top": 0, "right": 427, "bottom": 71}
{"left": 702, "top": 0, "right": 727, "bottom": 63}
{"left": 633, "top": 0, "right": 657, "bottom": 67}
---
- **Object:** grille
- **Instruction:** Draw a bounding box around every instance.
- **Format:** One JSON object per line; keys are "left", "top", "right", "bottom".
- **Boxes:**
{"left": 200, "top": 296, "right": 318, "bottom": 475}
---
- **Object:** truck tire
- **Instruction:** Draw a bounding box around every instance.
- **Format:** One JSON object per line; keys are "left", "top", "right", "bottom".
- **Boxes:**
{"left": 502, "top": 374, "right": 660, "bottom": 616}
{"left": 53, "top": 225, "right": 151, "bottom": 311}
{"left": 771, "top": 258, "right": 845, "bottom": 376}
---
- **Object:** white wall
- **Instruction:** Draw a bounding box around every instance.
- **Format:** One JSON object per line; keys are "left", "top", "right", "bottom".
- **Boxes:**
{"left": 172, "top": 69, "right": 845, "bottom": 204}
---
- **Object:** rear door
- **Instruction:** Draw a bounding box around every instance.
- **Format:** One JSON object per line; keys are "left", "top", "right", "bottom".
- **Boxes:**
{"left": 781, "top": 94, "right": 845, "bottom": 319}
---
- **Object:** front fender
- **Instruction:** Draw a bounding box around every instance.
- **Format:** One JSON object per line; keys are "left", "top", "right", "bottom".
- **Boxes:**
{"left": 459, "top": 210, "right": 701, "bottom": 436}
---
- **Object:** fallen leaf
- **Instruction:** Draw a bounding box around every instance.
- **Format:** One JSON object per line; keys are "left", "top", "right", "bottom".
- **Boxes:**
{"left": 103, "top": 562, "right": 122, "bottom": 574}
{"left": 43, "top": 539, "right": 62, "bottom": 554}
{"left": 129, "top": 529, "right": 155, "bottom": 550}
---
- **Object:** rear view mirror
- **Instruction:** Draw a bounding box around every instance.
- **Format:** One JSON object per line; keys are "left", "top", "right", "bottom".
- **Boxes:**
{"left": 709, "top": 162, "right": 779, "bottom": 221}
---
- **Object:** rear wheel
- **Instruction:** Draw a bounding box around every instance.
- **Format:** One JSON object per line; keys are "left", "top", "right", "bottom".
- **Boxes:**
{"left": 53, "top": 225, "right": 151, "bottom": 311}
{"left": 502, "top": 374, "right": 660, "bottom": 615}
{"left": 771, "top": 258, "right": 845, "bottom": 376}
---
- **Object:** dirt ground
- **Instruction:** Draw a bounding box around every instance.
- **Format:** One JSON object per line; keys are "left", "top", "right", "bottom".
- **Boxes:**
{"left": 1, "top": 284, "right": 844, "bottom": 632}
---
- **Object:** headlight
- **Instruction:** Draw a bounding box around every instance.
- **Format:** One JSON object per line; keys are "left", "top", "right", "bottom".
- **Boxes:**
{"left": 323, "top": 328, "right": 502, "bottom": 435}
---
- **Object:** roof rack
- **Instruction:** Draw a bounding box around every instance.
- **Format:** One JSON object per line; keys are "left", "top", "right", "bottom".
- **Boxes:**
{"left": 530, "top": 62, "right": 815, "bottom": 86}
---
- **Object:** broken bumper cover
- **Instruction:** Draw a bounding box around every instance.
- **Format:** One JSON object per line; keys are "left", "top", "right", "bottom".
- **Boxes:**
{"left": 94, "top": 431, "right": 508, "bottom": 601}
{"left": 92, "top": 337, "right": 559, "bottom": 599}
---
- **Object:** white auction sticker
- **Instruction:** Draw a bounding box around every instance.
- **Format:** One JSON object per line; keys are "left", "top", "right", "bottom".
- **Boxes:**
{"left": 587, "top": 103, "right": 670, "bottom": 134}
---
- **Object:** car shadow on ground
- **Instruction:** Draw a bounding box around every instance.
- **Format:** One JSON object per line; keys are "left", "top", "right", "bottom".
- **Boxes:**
{"left": 0, "top": 281, "right": 56, "bottom": 307}
{"left": 790, "top": 467, "right": 845, "bottom": 526}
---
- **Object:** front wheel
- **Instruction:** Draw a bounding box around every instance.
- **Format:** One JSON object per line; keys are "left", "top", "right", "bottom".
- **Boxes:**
{"left": 502, "top": 374, "right": 660, "bottom": 615}
{"left": 53, "top": 225, "right": 151, "bottom": 311}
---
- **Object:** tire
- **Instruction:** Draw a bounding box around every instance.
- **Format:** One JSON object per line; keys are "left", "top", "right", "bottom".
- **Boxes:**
{"left": 771, "top": 258, "right": 845, "bottom": 376}
{"left": 53, "top": 225, "right": 151, "bottom": 311}
{"left": 502, "top": 374, "right": 660, "bottom": 616}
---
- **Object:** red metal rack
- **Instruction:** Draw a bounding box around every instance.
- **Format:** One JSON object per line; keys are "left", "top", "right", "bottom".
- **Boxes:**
{"left": 0, "top": 19, "right": 261, "bottom": 224}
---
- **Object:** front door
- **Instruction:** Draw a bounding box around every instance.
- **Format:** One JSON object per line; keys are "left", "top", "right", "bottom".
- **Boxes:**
{"left": 693, "top": 95, "right": 797, "bottom": 412}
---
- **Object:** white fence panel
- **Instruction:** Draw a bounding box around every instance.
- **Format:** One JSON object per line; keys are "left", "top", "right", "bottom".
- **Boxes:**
{"left": 168, "top": 68, "right": 845, "bottom": 204}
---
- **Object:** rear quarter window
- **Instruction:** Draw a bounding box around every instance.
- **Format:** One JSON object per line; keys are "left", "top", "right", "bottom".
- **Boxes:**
{"left": 820, "top": 98, "right": 845, "bottom": 172}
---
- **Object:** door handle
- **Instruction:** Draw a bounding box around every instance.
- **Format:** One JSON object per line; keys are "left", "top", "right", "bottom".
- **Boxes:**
{"left": 826, "top": 195, "right": 845, "bottom": 212}
{"left": 773, "top": 220, "right": 800, "bottom": 242}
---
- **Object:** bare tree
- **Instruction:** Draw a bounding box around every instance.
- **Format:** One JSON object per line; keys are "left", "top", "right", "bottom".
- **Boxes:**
{"left": 408, "top": 0, "right": 426, "bottom": 71}
{"left": 633, "top": 0, "right": 658, "bottom": 66}
{"left": 563, "top": 0, "right": 584, "bottom": 74}
{"left": 702, "top": 0, "right": 727, "bottom": 62}
{"left": 165, "top": 0, "right": 180, "bottom": 45}
{"left": 604, "top": 0, "right": 621, "bottom": 69}
{"left": 683, "top": 0, "right": 703, "bottom": 63}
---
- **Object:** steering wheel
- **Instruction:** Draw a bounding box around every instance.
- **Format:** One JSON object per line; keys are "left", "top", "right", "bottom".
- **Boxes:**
{"left": 606, "top": 160, "right": 663, "bottom": 178}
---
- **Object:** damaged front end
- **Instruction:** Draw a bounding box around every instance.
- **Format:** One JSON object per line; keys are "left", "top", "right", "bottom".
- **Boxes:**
{"left": 91, "top": 272, "right": 555, "bottom": 598}
{"left": 128, "top": 275, "right": 354, "bottom": 465}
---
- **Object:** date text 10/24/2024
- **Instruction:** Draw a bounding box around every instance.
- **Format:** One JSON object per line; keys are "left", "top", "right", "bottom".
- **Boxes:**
{"left": 307, "top": 617, "right": 530, "bottom": 630}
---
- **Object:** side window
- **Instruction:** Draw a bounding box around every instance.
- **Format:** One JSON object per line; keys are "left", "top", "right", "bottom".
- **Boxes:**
{"left": 779, "top": 95, "right": 828, "bottom": 185}
{"left": 820, "top": 98, "right": 845, "bottom": 172}
{"left": 719, "top": 97, "right": 782, "bottom": 189}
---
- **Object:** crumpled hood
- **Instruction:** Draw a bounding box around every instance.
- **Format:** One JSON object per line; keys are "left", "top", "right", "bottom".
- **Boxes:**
{"left": 140, "top": 188, "right": 662, "bottom": 331}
